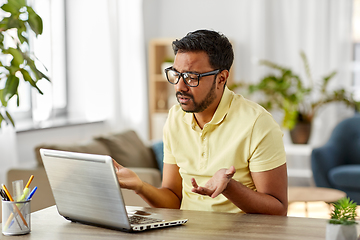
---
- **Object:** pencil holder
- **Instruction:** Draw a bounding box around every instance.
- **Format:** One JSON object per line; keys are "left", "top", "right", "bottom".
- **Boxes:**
{"left": 2, "top": 199, "right": 31, "bottom": 236}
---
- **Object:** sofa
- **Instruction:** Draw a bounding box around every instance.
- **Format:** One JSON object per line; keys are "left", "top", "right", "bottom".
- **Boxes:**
{"left": 6, "top": 130, "right": 164, "bottom": 213}
{"left": 311, "top": 114, "right": 360, "bottom": 203}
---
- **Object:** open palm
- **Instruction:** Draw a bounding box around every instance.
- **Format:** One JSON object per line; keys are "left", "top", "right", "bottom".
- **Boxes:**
{"left": 191, "top": 166, "right": 236, "bottom": 198}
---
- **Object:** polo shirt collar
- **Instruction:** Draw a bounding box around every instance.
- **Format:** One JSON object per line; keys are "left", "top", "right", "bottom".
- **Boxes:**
{"left": 183, "top": 86, "right": 233, "bottom": 128}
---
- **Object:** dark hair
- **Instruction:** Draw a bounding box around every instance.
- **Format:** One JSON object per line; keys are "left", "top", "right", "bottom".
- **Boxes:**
{"left": 172, "top": 29, "right": 234, "bottom": 71}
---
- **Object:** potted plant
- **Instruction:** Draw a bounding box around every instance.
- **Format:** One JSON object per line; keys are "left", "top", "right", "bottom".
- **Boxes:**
{"left": 0, "top": 0, "right": 49, "bottom": 128}
{"left": 230, "top": 51, "right": 360, "bottom": 144}
{"left": 326, "top": 197, "right": 358, "bottom": 240}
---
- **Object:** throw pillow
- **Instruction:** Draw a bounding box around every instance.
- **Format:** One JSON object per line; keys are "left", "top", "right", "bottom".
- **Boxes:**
{"left": 151, "top": 140, "right": 164, "bottom": 174}
{"left": 95, "top": 130, "right": 158, "bottom": 168}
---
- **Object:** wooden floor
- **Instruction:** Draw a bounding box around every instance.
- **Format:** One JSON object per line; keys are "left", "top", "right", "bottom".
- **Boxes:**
{"left": 288, "top": 201, "right": 360, "bottom": 219}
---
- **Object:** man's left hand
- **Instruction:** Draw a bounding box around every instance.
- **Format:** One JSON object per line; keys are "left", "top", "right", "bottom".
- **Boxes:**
{"left": 191, "top": 166, "right": 236, "bottom": 198}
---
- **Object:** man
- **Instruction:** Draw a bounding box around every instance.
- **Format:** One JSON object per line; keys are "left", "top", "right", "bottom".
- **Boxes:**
{"left": 113, "top": 29, "right": 288, "bottom": 215}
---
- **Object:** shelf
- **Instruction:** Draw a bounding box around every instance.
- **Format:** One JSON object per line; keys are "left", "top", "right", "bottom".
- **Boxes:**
{"left": 148, "top": 38, "right": 175, "bottom": 139}
{"left": 153, "top": 74, "right": 167, "bottom": 82}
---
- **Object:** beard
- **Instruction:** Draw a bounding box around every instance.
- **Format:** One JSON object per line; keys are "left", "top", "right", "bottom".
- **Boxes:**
{"left": 176, "top": 78, "right": 217, "bottom": 113}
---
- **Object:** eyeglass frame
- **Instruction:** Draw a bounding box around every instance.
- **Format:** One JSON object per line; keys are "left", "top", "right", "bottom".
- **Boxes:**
{"left": 164, "top": 67, "right": 220, "bottom": 87}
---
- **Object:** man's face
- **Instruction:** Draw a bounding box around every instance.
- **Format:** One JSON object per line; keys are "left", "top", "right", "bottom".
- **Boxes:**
{"left": 172, "top": 51, "right": 219, "bottom": 113}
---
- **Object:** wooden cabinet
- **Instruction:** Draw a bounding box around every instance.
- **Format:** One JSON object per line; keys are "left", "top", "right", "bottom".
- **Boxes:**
{"left": 148, "top": 38, "right": 235, "bottom": 140}
{"left": 148, "top": 38, "right": 175, "bottom": 140}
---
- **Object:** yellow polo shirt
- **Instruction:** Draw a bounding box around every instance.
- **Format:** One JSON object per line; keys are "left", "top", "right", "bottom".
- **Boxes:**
{"left": 163, "top": 87, "right": 286, "bottom": 213}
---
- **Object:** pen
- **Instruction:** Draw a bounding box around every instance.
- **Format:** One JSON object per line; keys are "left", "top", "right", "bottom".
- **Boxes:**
{"left": 26, "top": 186, "right": 37, "bottom": 200}
{"left": 24, "top": 175, "right": 34, "bottom": 189}
{"left": 0, "top": 189, "right": 9, "bottom": 201}
{"left": 17, "top": 175, "right": 34, "bottom": 202}
{"left": 2, "top": 184, "right": 29, "bottom": 229}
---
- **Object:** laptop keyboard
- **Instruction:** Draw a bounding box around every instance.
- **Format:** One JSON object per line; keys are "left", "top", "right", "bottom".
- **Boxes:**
{"left": 129, "top": 215, "right": 163, "bottom": 225}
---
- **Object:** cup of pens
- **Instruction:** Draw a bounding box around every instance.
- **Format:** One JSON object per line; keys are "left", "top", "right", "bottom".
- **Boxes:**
{"left": 1, "top": 175, "right": 37, "bottom": 236}
{"left": 2, "top": 199, "right": 31, "bottom": 235}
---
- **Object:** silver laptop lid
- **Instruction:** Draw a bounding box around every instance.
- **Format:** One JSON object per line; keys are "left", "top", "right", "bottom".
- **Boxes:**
{"left": 40, "top": 148, "right": 131, "bottom": 231}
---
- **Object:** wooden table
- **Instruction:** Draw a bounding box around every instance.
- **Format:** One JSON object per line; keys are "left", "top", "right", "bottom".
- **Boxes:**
{"left": 288, "top": 187, "right": 347, "bottom": 216}
{"left": 1, "top": 205, "right": 355, "bottom": 240}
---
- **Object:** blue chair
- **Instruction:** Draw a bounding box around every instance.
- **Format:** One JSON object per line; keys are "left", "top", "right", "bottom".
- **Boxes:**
{"left": 311, "top": 114, "right": 360, "bottom": 204}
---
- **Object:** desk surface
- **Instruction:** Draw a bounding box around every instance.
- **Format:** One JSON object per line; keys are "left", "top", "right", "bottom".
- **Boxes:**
{"left": 1, "top": 205, "right": 353, "bottom": 240}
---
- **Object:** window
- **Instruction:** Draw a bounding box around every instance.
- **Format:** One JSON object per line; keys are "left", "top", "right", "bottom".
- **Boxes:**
{"left": 352, "top": 0, "right": 360, "bottom": 101}
{"left": 7, "top": 0, "right": 67, "bottom": 125}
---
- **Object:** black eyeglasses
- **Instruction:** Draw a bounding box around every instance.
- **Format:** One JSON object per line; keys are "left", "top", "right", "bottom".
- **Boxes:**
{"left": 165, "top": 67, "right": 220, "bottom": 87}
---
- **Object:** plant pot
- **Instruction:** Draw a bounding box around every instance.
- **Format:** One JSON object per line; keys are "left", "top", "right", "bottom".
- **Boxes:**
{"left": 290, "top": 121, "right": 312, "bottom": 144}
{"left": 326, "top": 223, "right": 358, "bottom": 240}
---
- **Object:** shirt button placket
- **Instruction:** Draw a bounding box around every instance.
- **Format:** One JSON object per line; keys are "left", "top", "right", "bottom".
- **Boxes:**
{"left": 200, "top": 131, "right": 208, "bottom": 170}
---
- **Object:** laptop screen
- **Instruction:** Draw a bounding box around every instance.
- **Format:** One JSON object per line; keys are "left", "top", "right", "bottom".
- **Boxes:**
{"left": 41, "top": 149, "right": 131, "bottom": 230}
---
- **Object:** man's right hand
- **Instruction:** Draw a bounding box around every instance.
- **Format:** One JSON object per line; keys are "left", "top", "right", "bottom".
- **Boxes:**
{"left": 112, "top": 159, "right": 144, "bottom": 193}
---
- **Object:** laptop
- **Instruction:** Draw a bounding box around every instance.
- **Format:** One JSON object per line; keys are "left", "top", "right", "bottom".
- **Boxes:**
{"left": 40, "top": 148, "right": 188, "bottom": 232}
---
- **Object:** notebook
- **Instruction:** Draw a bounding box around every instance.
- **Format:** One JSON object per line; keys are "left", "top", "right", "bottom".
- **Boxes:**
{"left": 40, "top": 148, "right": 188, "bottom": 232}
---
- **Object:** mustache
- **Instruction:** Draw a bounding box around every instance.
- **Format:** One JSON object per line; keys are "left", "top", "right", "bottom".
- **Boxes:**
{"left": 176, "top": 91, "right": 193, "bottom": 99}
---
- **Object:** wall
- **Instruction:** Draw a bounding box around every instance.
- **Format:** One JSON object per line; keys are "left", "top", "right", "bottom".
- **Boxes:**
{"left": 143, "top": 0, "right": 355, "bottom": 147}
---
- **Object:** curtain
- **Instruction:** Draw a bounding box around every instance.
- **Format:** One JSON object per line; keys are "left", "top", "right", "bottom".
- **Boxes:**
{"left": 245, "top": 0, "right": 354, "bottom": 145}
{"left": 108, "top": 0, "right": 148, "bottom": 141}
{"left": 155, "top": 0, "right": 354, "bottom": 146}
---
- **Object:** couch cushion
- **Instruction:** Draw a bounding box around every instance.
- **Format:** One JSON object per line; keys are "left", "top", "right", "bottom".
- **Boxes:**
{"left": 34, "top": 139, "right": 111, "bottom": 166}
{"left": 328, "top": 165, "right": 360, "bottom": 190}
{"left": 95, "top": 130, "right": 158, "bottom": 168}
{"left": 151, "top": 140, "right": 164, "bottom": 174}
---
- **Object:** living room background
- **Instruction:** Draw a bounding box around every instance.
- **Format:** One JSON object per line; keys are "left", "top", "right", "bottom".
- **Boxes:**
{"left": 0, "top": 0, "right": 357, "bottom": 185}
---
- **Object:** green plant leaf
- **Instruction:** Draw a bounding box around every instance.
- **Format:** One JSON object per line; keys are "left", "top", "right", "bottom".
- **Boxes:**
{"left": 243, "top": 51, "right": 360, "bottom": 130}
{"left": 8, "top": 0, "right": 26, "bottom": 10}
{"left": 300, "top": 50, "right": 313, "bottom": 87}
{"left": 7, "top": 47, "right": 25, "bottom": 67}
{"left": 0, "top": 89, "right": 7, "bottom": 107}
{"left": 19, "top": 68, "right": 32, "bottom": 82}
{"left": 26, "top": 7, "right": 43, "bottom": 36}
{"left": 4, "top": 75, "right": 19, "bottom": 101}
{"left": 321, "top": 71, "right": 337, "bottom": 93}
{"left": 17, "top": 24, "right": 28, "bottom": 44}
{"left": 4, "top": 16, "right": 22, "bottom": 30}
{"left": 1, "top": 3, "right": 18, "bottom": 15}
{"left": 0, "top": 17, "right": 9, "bottom": 30}
{"left": 5, "top": 65, "right": 18, "bottom": 76}
{"left": 20, "top": 69, "right": 43, "bottom": 94}
{"left": 0, "top": 0, "right": 49, "bottom": 128}
{"left": 0, "top": 32, "right": 4, "bottom": 47}
{"left": 16, "top": 92, "right": 19, "bottom": 106}
{"left": 5, "top": 110, "right": 15, "bottom": 127}
{"left": 329, "top": 197, "right": 358, "bottom": 225}
{"left": 0, "top": 112, "right": 4, "bottom": 128}
{"left": 35, "top": 68, "right": 50, "bottom": 82}
{"left": 22, "top": 54, "right": 50, "bottom": 82}
{"left": 23, "top": 55, "right": 40, "bottom": 79}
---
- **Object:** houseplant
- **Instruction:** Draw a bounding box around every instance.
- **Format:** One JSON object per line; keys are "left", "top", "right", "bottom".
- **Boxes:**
{"left": 326, "top": 197, "right": 358, "bottom": 240}
{"left": 0, "top": 0, "right": 49, "bottom": 128}
{"left": 231, "top": 52, "right": 360, "bottom": 144}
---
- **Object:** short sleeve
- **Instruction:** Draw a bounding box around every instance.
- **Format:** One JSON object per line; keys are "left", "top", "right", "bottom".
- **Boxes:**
{"left": 248, "top": 112, "right": 286, "bottom": 172}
